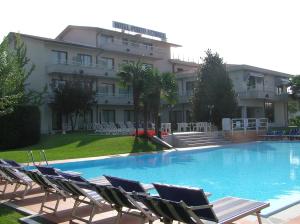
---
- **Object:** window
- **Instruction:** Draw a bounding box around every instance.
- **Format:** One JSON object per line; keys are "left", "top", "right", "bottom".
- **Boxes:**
{"left": 52, "top": 50, "right": 67, "bottom": 64}
{"left": 186, "top": 81, "right": 195, "bottom": 95}
{"left": 100, "top": 57, "right": 114, "bottom": 70}
{"left": 77, "top": 54, "right": 92, "bottom": 66}
{"left": 103, "top": 110, "right": 115, "bottom": 123}
{"left": 176, "top": 68, "right": 184, "bottom": 72}
{"left": 124, "top": 110, "right": 134, "bottom": 122}
{"left": 264, "top": 101, "right": 274, "bottom": 122}
{"left": 143, "top": 42, "right": 153, "bottom": 50}
{"left": 247, "top": 76, "right": 256, "bottom": 89}
{"left": 119, "top": 86, "right": 132, "bottom": 96}
{"left": 142, "top": 63, "right": 153, "bottom": 69}
{"left": 51, "top": 79, "right": 66, "bottom": 90}
{"left": 186, "top": 111, "right": 192, "bottom": 123}
{"left": 122, "top": 38, "right": 129, "bottom": 45}
{"left": 100, "top": 34, "right": 114, "bottom": 44}
{"left": 276, "top": 86, "right": 284, "bottom": 95}
{"left": 98, "top": 83, "right": 115, "bottom": 96}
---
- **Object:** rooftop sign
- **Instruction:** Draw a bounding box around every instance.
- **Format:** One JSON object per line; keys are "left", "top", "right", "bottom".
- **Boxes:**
{"left": 112, "top": 21, "right": 166, "bottom": 40}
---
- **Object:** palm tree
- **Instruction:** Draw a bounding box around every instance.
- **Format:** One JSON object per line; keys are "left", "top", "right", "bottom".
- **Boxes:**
{"left": 117, "top": 61, "right": 148, "bottom": 135}
{"left": 143, "top": 69, "right": 178, "bottom": 137}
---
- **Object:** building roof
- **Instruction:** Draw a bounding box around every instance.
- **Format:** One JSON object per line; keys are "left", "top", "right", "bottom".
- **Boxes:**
{"left": 56, "top": 25, "right": 182, "bottom": 47}
{"left": 226, "top": 64, "right": 291, "bottom": 78}
{"left": 8, "top": 32, "right": 101, "bottom": 51}
{"left": 169, "top": 59, "right": 199, "bottom": 67}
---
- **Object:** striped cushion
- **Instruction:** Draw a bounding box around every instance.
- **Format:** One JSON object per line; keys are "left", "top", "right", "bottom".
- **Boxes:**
{"left": 213, "top": 197, "right": 269, "bottom": 224}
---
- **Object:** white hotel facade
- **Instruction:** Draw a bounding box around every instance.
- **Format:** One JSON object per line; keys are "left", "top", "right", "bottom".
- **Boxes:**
{"left": 7, "top": 24, "right": 291, "bottom": 133}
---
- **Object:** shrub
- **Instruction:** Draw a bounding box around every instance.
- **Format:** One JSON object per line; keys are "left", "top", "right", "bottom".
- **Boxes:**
{"left": 0, "top": 105, "right": 40, "bottom": 149}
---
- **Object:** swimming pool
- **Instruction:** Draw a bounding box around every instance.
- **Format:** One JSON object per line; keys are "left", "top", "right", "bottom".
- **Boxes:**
{"left": 51, "top": 141, "right": 300, "bottom": 216}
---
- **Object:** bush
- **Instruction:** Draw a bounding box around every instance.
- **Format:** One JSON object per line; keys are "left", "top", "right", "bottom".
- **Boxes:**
{"left": 0, "top": 105, "right": 40, "bottom": 150}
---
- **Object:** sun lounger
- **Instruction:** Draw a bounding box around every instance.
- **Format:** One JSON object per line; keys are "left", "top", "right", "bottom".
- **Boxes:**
{"left": 0, "top": 159, "right": 23, "bottom": 168}
{"left": 0, "top": 165, "right": 34, "bottom": 198}
{"left": 138, "top": 184, "right": 269, "bottom": 224}
{"left": 22, "top": 169, "right": 68, "bottom": 213}
{"left": 104, "top": 175, "right": 148, "bottom": 193}
{"left": 47, "top": 176, "right": 105, "bottom": 223}
{"left": 92, "top": 184, "right": 157, "bottom": 224}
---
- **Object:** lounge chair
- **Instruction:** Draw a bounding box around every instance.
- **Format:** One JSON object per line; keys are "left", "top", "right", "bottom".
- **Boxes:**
{"left": 22, "top": 169, "right": 68, "bottom": 214}
{"left": 104, "top": 175, "right": 147, "bottom": 193}
{"left": 0, "top": 159, "right": 23, "bottom": 168}
{"left": 0, "top": 165, "right": 34, "bottom": 198}
{"left": 138, "top": 183, "right": 269, "bottom": 224}
{"left": 93, "top": 184, "right": 157, "bottom": 224}
{"left": 47, "top": 176, "right": 105, "bottom": 223}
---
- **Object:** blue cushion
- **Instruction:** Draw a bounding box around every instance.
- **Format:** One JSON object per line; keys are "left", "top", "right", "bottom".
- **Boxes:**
{"left": 36, "top": 166, "right": 59, "bottom": 176}
{"left": 58, "top": 171, "right": 87, "bottom": 183}
{"left": 153, "top": 183, "right": 218, "bottom": 222}
{"left": 104, "top": 175, "right": 146, "bottom": 193}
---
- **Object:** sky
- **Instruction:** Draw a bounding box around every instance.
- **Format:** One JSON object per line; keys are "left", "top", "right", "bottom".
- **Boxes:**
{"left": 1, "top": 0, "right": 300, "bottom": 74}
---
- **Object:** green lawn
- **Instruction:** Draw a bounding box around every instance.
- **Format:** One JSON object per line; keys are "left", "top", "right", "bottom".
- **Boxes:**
{"left": 0, "top": 205, "right": 24, "bottom": 224}
{"left": 0, "top": 133, "right": 164, "bottom": 163}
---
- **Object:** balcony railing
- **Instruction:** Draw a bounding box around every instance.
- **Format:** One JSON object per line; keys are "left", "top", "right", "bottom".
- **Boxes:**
{"left": 98, "top": 38, "right": 166, "bottom": 59}
{"left": 46, "top": 60, "right": 116, "bottom": 77}
{"left": 237, "top": 90, "right": 289, "bottom": 101}
{"left": 96, "top": 93, "right": 133, "bottom": 105}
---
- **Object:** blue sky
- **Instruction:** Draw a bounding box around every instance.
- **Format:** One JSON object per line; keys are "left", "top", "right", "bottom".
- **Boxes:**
{"left": 1, "top": 0, "right": 299, "bottom": 74}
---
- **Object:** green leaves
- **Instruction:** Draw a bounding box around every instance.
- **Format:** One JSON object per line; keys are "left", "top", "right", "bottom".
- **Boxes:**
{"left": 0, "top": 33, "right": 42, "bottom": 116}
{"left": 192, "top": 49, "right": 237, "bottom": 127}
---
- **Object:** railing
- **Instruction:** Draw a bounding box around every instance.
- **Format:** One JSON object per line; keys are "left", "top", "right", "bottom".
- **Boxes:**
{"left": 237, "top": 90, "right": 289, "bottom": 101}
{"left": 96, "top": 93, "right": 133, "bottom": 105}
{"left": 177, "top": 122, "right": 211, "bottom": 132}
{"left": 46, "top": 60, "right": 116, "bottom": 77}
{"left": 98, "top": 38, "right": 166, "bottom": 59}
{"left": 231, "top": 118, "right": 268, "bottom": 133}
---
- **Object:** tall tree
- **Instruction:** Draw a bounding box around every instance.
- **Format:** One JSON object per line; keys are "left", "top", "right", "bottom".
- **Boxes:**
{"left": 192, "top": 49, "right": 237, "bottom": 128}
{"left": 0, "top": 34, "right": 45, "bottom": 116}
{"left": 117, "top": 61, "right": 148, "bottom": 135}
{"left": 50, "top": 80, "right": 96, "bottom": 131}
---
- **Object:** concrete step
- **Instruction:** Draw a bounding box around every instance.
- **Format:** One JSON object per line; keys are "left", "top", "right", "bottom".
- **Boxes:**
{"left": 176, "top": 136, "right": 223, "bottom": 141}
{"left": 183, "top": 139, "right": 228, "bottom": 144}
{"left": 186, "top": 141, "right": 230, "bottom": 147}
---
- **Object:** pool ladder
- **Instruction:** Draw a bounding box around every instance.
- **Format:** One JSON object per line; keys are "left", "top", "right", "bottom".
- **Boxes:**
{"left": 27, "top": 150, "right": 49, "bottom": 166}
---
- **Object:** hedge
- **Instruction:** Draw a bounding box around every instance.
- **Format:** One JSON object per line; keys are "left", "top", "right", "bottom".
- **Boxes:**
{"left": 0, "top": 105, "right": 40, "bottom": 150}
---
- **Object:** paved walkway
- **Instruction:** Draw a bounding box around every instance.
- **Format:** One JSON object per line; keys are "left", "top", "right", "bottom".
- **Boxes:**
{"left": 1, "top": 181, "right": 300, "bottom": 224}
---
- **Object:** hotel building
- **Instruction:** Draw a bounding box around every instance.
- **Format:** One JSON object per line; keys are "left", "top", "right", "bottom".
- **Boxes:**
{"left": 7, "top": 24, "right": 291, "bottom": 133}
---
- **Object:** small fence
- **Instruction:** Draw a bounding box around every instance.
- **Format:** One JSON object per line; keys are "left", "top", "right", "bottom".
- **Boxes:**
{"left": 177, "top": 122, "right": 212, "bottom": 132}
{"left": 230, "top": 118, "right": 268, "bottom": 133}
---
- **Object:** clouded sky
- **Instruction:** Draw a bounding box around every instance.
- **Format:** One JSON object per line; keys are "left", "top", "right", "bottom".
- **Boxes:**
{"left": 1, "top": 0, "right": 299, "bottom": 74}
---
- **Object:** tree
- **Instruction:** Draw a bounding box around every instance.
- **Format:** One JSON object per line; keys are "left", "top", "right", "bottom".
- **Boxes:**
{"left": 0, "top": 34, "right": 45, "bottom": 116}
{"left": 192, "top": 49, "right": 237, "bottom": 128}
{"left": 117, "top": 61, "right": 148, "bottom": 135}
{"left": 142, "top": 69, "right": 178, "bottom": 136}
{"left": 50, "top": 80, "right": 96, "bottom": 131}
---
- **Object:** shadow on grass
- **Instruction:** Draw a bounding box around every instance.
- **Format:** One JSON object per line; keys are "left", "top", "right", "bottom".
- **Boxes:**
{"left": 0, "top": 132, "right": 120, "bottom": 153}
{"left": 131, "top": 137, "right": 163, "bottom": 153}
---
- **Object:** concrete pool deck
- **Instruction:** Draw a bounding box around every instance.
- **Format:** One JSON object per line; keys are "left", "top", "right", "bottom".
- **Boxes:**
{"left": 1, "top": 181, "right": 300, "bottom": 224}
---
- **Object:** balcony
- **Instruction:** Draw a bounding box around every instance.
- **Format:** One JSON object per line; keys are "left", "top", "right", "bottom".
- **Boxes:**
{"left": 46, "top": 61, "right": 116, "bottom": 78}
{"left": 96, "top": 93, "right": 133, "bottom": 105}
{"left": 98, "top": 39, "right": 166, "bottom": 59}
{"left": 178, "top": 91, "right": 194, "bottom": 103}
{"left": 237, "top": 90, "right": 289, "bottom": 101}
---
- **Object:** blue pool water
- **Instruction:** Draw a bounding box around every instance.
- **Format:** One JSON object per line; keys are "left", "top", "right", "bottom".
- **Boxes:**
{"left": 51, "top": 141, "right": 300, "bottom": 216}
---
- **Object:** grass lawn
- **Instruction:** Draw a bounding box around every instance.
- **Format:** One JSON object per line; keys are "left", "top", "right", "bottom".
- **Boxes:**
{"left": 0, "top": 132, "right": 164, "bottom": 163}
{"left": 0, "top": 205, "right": 25, "bottom": 224}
